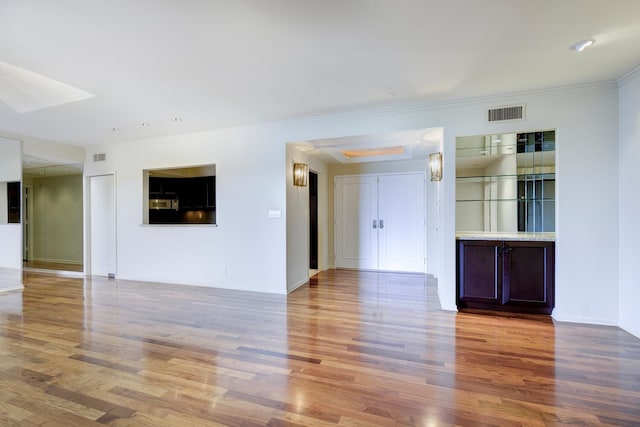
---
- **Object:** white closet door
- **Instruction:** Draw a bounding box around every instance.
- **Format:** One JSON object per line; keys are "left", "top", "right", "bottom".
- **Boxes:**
{"left": 335, "top": 173, "right": 426, "bottom": 273}
{"left": 378, "top": 173, "right": 426, "bottom": 272}
{"left": 335, "top": 175, "right": 379, "bottom": 270}
{"left": 90, "top": 175, "right": 116, "bottom": 277}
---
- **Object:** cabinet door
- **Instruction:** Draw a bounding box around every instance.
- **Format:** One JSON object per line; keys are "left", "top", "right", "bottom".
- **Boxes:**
{"left": 502, "top": 241, "right": 554, "bottom": 313}
{"left": 457, "top": 240, "right": 502, "bottom": 305}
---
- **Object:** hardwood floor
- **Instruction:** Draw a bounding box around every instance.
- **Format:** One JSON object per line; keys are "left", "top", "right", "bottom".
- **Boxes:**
{"left": 0, "top": 269, "right": 638, "bottom": 426}
{"left": 23, "top": 260, "right": 84, "bottom": 273}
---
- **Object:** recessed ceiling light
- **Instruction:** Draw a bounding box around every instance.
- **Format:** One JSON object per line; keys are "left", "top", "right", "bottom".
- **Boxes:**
{"left": 570, "top": 39, "right": 595, "bottom": 52}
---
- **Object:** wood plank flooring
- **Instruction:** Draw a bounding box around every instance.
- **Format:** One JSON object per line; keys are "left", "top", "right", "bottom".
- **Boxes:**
{"left": 0, "top": 269, "right": 638, "bottom": 426}
{"left": 23, "top": 260, "right": 84, "bottom": 273}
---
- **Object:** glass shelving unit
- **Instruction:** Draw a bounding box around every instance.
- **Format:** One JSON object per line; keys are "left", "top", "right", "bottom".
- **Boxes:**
{"left": 455, "top": 131, "right": 556, "bottom": 233}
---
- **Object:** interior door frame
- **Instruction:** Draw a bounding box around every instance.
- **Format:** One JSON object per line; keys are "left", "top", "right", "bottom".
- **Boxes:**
{"left": 309, "top": 170, "right": 318, "bottom": 270}
{"left": 22, "top": 184, "right": 33, "bottom": 262}
{"left": 88, "top": 173, "right": 117, "bottom": 277}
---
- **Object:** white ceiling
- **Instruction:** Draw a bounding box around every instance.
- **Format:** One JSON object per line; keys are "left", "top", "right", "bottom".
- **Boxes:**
{"left": 1, "top": 0, "right": 639, "bottom": 150}
{"left": 293, "top": 127, "right": 443, "bottom": 164}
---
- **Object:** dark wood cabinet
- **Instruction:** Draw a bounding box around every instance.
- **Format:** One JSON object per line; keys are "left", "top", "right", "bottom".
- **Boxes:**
{"left": 457, "top": 239, "right": 554, "bottom": 314}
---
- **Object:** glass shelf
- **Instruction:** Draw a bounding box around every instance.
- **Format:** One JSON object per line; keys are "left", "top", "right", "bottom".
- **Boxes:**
{"left": 456, "top": 173, "right": 555, "bottom": 181}
{"left": 457, "top": 198, "right": 555, "bottom": 202}
{"left": 456, "top": 130, "right": 556, "bottom": 233}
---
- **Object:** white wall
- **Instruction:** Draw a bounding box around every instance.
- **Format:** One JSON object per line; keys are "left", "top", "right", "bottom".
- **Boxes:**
{"left": 0, "top": 182, "right": 7, "bottom": 224}
{"left": 285, "top": 144, "right": 331, "bottom": 291}
{"left": 285, "top": 144, "right": 309, "bottom": 292}
{"left": 618, "top": 69, "right": 640, "bottom": 338}
{"left": 75, "top": 82, "right": 624, "bottom": 331}
{"left": 85, "top": 125, "right": 288, "bottom": 293}
{"left": 0, "top": 137, "right": 23, "bottom": 291}
{"left": 282, "top": 83, "right": 620, "bottom": 325}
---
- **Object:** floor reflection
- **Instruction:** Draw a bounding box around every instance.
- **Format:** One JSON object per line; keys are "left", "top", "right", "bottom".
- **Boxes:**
{"left": 2, "top": 269, "right": 637, "bottom": 425}
{"left": 23, "top": 260, "right": 83, "bottom": 273}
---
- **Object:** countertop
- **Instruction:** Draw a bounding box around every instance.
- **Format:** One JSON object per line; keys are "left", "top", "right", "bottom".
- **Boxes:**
{"left": 456, "top": 232, "right": 555, "bottom": 242}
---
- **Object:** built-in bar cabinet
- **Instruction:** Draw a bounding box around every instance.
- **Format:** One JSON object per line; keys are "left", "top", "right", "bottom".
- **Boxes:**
{"left": 456, "top": 130, "right": 556, "bottom": 315}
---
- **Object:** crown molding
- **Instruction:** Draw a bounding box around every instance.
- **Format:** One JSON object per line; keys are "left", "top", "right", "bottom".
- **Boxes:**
{"left": 618, "top": 63, "right": 640, "bottom": 86}
{"left": 280, "top": 80, "right": 618, "bottom": 128}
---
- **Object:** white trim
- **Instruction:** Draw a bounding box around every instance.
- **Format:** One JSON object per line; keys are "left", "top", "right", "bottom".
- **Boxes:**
{"left": 23, "top": 183, "right": 33, "bottom": 262}
{"left": 140, "top": 223, "right": 218, "bottom": 228}
{"left": 620, "top": 323, "right": 640, "bottom": 340}
{"left": 333, "top": 171, "right": 427, "bottom": 181}
{"left": 23, "top": 268, "right": 85, "bottom": 278}
{"left": 280, "top": 81, "right": 618, "bottom": 128}
{"left": 0, "top": 285, "right": 24, "bottom": 293}
{"left": 30, "top": 257, "right": 82, "bottom": 265}
{"left": 617, "top": 63, "right": 640, "bottom": 86}
{"left": 551, "top": 313, "right": 619, "bottom": 327}
{"left": 287, "top": 278, "right": 308, "bottom": 293}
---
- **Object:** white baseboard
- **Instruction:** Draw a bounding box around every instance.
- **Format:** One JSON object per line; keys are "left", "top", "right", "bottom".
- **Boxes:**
{"left": 0, "top": 284, "right": 24, "bottom": 293}
{"left": 619, "top": 322, "right": 640, "bottom": 339}
{"left": 31, "top": 257, "right": 82, "bottom": 265}
{"left": 0, "top": 267, "right": 23, "bottom": 293}
{"left": 551, "top": 312, "right": 618, "bottom": 327}
{"left": 287, "top": 278, "right": 308, "bottom": 293}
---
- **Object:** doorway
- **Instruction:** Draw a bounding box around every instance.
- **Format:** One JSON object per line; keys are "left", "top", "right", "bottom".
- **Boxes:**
{"left": 89, "top": 174, "right": 117, "bottom": 277}
{"left": 22, "top": 163, "right": 84, "bottom": 273}
{"left": 22, "top": 184, "right": 32, "bottom": 262}
{"left": 309, "top": 171, "right": 318, "bottom": 270}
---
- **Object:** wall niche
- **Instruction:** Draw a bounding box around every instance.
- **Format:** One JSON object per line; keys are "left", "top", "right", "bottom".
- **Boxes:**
{"left": 143, "top": 164, "right": 216, "bottom": 225}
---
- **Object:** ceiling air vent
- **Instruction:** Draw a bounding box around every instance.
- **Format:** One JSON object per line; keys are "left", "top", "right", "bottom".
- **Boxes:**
{"left": 93, "top": 153, "right": 106, "bottom": 162}
{"left": 487, "top": 104, "right": 525, "bottom": 122}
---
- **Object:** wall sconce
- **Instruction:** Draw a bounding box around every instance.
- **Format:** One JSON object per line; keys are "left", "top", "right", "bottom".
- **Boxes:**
{"left": 429, "top": 152, "right": 443, "bottom": 181}
{"left": 293, "top": 162, "right": 309, "bottom": 187}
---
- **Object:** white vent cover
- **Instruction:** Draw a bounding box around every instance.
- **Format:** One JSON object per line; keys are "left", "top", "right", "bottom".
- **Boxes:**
{"left": 93, "top": 153, "right": 106, "bottom": 162}
{"left": 487, "top": 104, "right": 525, "bottom": 122}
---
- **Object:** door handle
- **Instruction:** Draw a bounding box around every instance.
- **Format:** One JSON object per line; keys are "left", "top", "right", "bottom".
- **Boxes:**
{"left": 379, "top": 219, "right": 384, "bottom": 229}
{"left": 373, "top": 220, "right": 377, "bottom": 229}
{"left": 500, "top": 244, "right": 512, "bottom": 256}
